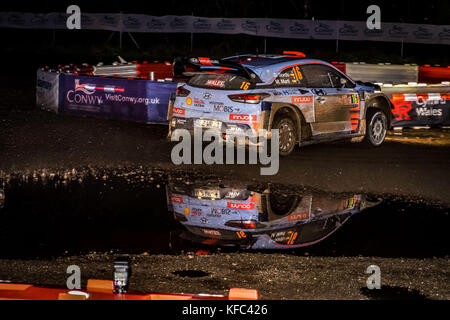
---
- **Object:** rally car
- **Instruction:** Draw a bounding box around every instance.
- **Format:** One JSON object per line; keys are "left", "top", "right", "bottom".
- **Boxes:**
{"left": 166, "top": 178, "right": 378, "bottom": 250}
{"left": 168, "top": 52, "right": 392, "bottom": 156}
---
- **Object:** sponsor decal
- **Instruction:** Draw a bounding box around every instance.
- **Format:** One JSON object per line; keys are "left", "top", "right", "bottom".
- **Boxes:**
{"left": 416, "top": 107, "right": 443, "bottom": 117}
{"left": 170, "top": 18, "right": 187, "bottom": 29}
{"left": 202, "top": 229, "right": 221, "bottom": 236}
{"left": 225, "top": 190, "right": 241, "bottom": 198}
{"left": 414, "top": 27, "right": 433, "bottom": 39}
{"left": 271, "top": 230, "right": 298, "bottom": 244}
{"left": 266, "top": 21, "right": 284, "bottom": 33}
{"left": 291, "top": 96, "right": 313, "bottom": 104}
{"left": 74, "top": 79, "right": 124, "bottom": 95}
{"left": 229, "top": 114, "right": 257, "bottom": 121}
{"left": 100, "top": 15, "right": 118, "bottom": 27}
{"left": 205, "top": 80, "right": 225, "bottom": 88}
{"left": 173, "top": 107, "right": 185, "bottom": 115}
{"left": 186, "top": 97, "right": 192, "bottom": 105}
{"left": 209, "top": 208, "right": 232, "bottom": 216}
{"left": 392, "top": 102, "right": 413, "bottom": 121}
{"left": 213, "top": 105, "right": 234, "bottom": 112}
{"left": 217, "top": 19, "right": 236, "bottom": 30}
{"left": 314, "top": 23, "right": 334, "bottom": 35}
{"left": 171, "top": 196, "right": 184, "bottom": 203}
{"left": 241, "top": 20, "right": 259, "bottom": 32}
{"left": 203, "top": 93, "right": 212, "bottom": 99}
{"left": 192, "top": 208, "right": 203, "bottom": 216}
{"left": 236, "top": 231, "right": 247, "bottom": 239}
{"left": 339, "top": 24, "right": 359, "bottom": 36}
{"left": 147, "top": 18, "right": 165, "bottom": 29}
{"left": 439, "top": 28, "right": 450, "bottom": 40}
{"left": 364, "top": 28, "right": 383, "bottom": 36}
{"left": 193, "top": 18, "right": 212, "bottom": 30}
{"left": 193, "top": 98, "right": 205, "bottom": 107}
{"left": 288, "top": 212, "right": 310, "bottom": 222}
{"left": 289, "top": 23, "right": 309, "bottom": 34}
{"left": 388, "top": 25, "right": 408, "bottom": 38}
{"left": 123, "top": 16, "right": 142, "bottom": 29}
{"left": 184, "top": 207, "right": 190, "bottom": 216}
{"left": 227, "top": 202, "right": 255, "bottom": 210}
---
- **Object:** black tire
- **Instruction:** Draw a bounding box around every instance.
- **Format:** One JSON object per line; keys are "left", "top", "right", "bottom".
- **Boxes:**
{"left": 363, "top": 109, "right": 388, "bottom": 147}
{"left": 272, "top": 116, "right": 297, "bottom": 156}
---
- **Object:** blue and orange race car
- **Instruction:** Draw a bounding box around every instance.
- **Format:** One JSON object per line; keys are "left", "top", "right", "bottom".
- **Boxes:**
{"left": 168, "top": 52, "right": 392, "bottom": 156}
{"left": 166, "top": 178, "right": 378, "bottom": 250}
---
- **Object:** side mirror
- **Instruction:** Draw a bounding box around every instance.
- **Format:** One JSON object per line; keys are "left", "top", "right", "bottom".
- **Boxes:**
{"left": 341, "top": 77, "right": 356, "bottom": 88}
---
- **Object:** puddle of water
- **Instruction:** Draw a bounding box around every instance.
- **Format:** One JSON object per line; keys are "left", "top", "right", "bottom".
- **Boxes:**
{"left": 360, "top": 286, "right": 428, "bottom": 300}
{"left": 173, "top": 270, "right": 210, "bottom": 278}
{"left": 0, "top": 171, "right": 448, "bottom": 259}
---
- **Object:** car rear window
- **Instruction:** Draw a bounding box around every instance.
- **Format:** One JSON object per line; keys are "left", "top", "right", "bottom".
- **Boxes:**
{"left": 187, "top": 73, "right": 256, "bottom": 90}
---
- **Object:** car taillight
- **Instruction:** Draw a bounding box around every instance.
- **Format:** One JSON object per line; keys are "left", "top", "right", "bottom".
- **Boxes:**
{"left": 228, "top": 93, "right": 270, "bottom": 104}
{"left": 225, "top": 220, "right": 264, "bottom": 229}
{"left": 176, "top": 86, "right": 190, "bottom": 97}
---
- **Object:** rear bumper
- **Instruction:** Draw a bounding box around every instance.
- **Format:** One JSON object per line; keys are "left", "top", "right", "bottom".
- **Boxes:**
{"left": 167, "top": 117, "right": 272, "bottom": 146}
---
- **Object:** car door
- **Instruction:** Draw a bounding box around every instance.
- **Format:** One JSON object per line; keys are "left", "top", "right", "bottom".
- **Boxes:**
{"left": 271, "top": 65, "right": 316, "bottom": 124}
{"left": 300, "top": 64, "right": 359, "bottom": 136}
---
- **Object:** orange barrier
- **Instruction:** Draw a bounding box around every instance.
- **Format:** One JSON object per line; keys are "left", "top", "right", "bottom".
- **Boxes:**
{"left": 0, "top": 280, "right": 259, "bottom": 300}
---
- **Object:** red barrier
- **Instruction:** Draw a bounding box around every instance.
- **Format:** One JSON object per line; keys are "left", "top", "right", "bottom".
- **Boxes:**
{"left": 418, "top": 66, "right": 450, "bottom": 84}
{"left": 137, "top": 62, "right": 173, "bottom": 80}
{"left": 331, "top": 61, "right": 346, "bottom": 74}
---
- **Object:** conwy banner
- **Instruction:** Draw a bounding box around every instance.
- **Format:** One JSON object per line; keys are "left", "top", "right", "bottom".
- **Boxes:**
{"left": 59, "top": 73, "right": 177, "bottom": 123}
{"left": 1, "top": 12, "right": 449, "bottom": 45}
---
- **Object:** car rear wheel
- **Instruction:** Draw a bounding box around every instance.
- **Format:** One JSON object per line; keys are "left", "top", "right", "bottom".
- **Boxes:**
{"left": 272, "top": 116, "right": 297, "bottom": 156}
{"left": 363, "top": 109, "right": 388, "bottom": 147}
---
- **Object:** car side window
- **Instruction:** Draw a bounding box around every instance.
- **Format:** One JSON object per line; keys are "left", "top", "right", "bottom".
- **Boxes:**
{"left": 300, "top": 64, "right": 334, "bottom": 88}
{"left": 274, "top": 65, "right": 307, "bottom": 87}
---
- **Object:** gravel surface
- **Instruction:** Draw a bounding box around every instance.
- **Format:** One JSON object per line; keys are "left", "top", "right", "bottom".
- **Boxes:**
{"left": 0, "top": 253, "right": 448, "bottom": 300}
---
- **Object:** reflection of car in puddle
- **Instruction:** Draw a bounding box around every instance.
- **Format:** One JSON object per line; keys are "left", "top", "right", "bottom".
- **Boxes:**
{"left": 166, "top": 180, "right": 379, "bottom": 250}
{"left": 0, "top": 189, "right": 5, "bottom": 209}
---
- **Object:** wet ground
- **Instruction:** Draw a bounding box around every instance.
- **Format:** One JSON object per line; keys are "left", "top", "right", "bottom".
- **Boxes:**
{"left": 0, "top": 172, "right": 448, "bottom": 299}
{"left": 0, "top": 73, "right": 449, "bottom": 299}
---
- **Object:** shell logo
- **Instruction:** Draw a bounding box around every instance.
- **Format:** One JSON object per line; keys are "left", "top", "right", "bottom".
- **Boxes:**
{"left": 186, "top": 97, "right": 192, "bottom": 105}
{"left": 184, "top": 207, "right": 190, "bottom": 216}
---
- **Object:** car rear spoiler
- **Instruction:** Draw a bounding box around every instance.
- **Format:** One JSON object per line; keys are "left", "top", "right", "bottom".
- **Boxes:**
{"left": 173, "top": 56, "right": 254, "bottom": 80}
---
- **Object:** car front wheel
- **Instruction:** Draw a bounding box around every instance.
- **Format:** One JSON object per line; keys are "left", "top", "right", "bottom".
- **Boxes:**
{"left": 364, "top": 110, "right": 388, "bottom": 147}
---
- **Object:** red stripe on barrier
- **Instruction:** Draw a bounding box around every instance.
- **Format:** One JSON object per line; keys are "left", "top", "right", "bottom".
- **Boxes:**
{"left": 441, "top": 93, "right": 450, "bottom": 100}
{"left": 418, "top": 66, "right": 450, "bottom": 84}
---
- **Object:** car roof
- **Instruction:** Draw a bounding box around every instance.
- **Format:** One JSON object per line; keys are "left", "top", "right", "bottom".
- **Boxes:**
{"left": 230, "top": 55, "right": 335, "bottom": 84}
